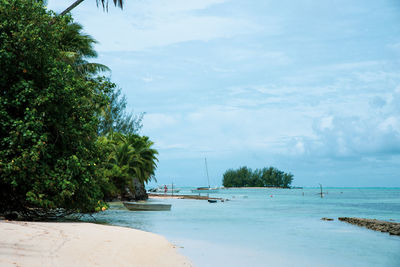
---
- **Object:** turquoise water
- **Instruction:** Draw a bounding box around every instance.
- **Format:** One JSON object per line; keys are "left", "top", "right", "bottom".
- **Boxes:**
{"left": 86, "top": 188, "right": 400, "bottom": 267}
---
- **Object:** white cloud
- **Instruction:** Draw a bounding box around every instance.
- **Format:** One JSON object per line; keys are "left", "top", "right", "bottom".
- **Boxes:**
{"left": 129, "top": 0, "right": 229, "bottom": 14}
{"left": 387, "top": 42, "right": 400, "bottom": 53}
{"left": 324, "top": 61, "right": 382, "bottom": 71}
{"left": 143, "top": 104, "right": 314, "bottom": 158}
{"left": 219, "top": 76, "right": 400, "bottom": 159}
{"left": 48, "top": 0, "right": 257, "bottom": 51}
{"left": 319, "top": 116, "right": 334, "bottom": 130}
{"left": 379, "top": 116, "right": 400, "bottom": 133}
{"left": 294, "top": 90, "right": 400, "bottom": 158}
{"left": 355, "top": 71, "right": 400, "bottom": 83}
{"left": 219, "top": 49, "right": 289, "bottom": 64}
{"left": 143, "top": 113, "right": 179, "bottom": 131}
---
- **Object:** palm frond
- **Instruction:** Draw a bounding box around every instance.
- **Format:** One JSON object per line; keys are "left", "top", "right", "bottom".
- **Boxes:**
{"left": 96, "top": 0, "right": 124, "bottom": 11}
{"left": 60, "top": 22, "right": 98, "bottom": 59}
{"left": 59, "top": 0, "right": 124, "bottom": 17}
{"left": 59, "top": 51, "right": 78, "bottom": 64}
{"left": 75, "top": 62, "right": 111, "bottom": 75}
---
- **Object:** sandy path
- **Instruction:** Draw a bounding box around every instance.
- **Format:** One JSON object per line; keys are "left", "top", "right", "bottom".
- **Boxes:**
{"left": 0, "top": 220, "right": 192, "bottom": 267}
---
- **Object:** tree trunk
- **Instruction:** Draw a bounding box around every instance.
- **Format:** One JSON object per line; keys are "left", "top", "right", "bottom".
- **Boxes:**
{"left": 59, "top": 0, "right": 86, "bottom": 16}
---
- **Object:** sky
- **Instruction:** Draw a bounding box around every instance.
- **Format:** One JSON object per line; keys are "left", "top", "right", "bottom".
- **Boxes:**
{"left": 48, "top": 0, "right": 400, "bottom": 187}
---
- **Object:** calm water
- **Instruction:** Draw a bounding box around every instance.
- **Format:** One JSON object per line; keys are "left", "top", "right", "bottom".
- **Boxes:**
{"left": 85, "top": 188, "right": 400, "bottom": 267}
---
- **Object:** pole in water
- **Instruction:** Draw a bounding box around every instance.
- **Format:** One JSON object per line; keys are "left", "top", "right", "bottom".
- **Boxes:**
{"left": 319, "top": 183, "right": 323, "bottom": 198}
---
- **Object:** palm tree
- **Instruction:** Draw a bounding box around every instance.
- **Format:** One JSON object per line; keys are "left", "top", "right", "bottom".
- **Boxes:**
{"left": 114, "top": 133, "right": 158, "bottom": 183}
{"left": 59, "top": 22, "right": 109, "bottom": 76}
{"left": 127, "top": 134, "right": 158, "bottom": 183}
{"left": 59, "top": 0, "right": 124, "bottom": 16}
{"left": 105, "top": 141, "right": 136, "bottom": 195}
{"left": 104, "top": 133, "right": 158, "bottom": 200}
{"left": 125, "top": 134, "right": 158, "bottom": 200}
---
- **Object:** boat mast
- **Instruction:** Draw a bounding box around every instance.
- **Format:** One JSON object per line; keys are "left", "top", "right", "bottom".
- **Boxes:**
{"left": 205, "top": 158, "right": 210, "bottom": 188}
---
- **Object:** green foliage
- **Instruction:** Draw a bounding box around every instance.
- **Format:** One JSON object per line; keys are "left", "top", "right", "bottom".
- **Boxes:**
{"left": 98, "top": 133, "right": 158, "bottom": 200}
{"left": 58, "top": 21, "right": 110, "bottom": 76}
{"left": 0, "top": 0, "right": 107, "bottom": 218}
{"left": 223, "top": 166, "right": 294, "bottom": 188}
{"left": 98, "top": 79, "right": 143, "bottom": 136}
{"left": 0, "top": 0, "right": 158, "bottom": 218}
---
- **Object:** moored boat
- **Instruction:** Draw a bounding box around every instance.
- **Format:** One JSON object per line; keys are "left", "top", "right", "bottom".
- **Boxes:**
{"left": 123, "top": 202, "right": 172, "bottom": 211}
{"left": 148, "top": 185, "right": 181, "bottom": 193}
{"left": 192, "top": 158, "right": 219, "bottom": 194}
{"left": 191, "top": 187, "right": 219, "bottom": 194}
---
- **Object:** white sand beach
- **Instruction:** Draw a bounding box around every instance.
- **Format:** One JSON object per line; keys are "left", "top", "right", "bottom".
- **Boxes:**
{"left": 0, "top": 220, "right": 191, "bottom": 267}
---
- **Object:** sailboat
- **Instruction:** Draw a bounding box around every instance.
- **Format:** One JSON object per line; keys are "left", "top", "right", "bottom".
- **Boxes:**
{"left": 191, "top": 158, "right": 219, "bottom": 194}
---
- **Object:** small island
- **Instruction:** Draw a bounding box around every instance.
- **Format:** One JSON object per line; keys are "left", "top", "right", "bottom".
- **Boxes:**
{"left": 222, "top": 166, "right": 293, "bottom": 188}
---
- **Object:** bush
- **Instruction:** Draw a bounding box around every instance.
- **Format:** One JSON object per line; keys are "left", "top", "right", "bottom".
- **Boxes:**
{"left": 0, "top": 0, "right": 106, "bottom": 219}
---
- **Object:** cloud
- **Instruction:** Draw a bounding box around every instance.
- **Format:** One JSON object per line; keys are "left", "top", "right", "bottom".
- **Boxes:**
{"left": 387, "top": 42, "right": 400, "bottom": 53}
{"left": 218, "top": 49, "right": 290, "bottom": 64}
{"left": 220, "top": 73, "right": 400, "bottom": 159}
{"left": 96, "top": 16, "right": 254, "bottom": 51}
{"left": 142, "top": 104, "right": 314, "bottom": 158}
{"left": 47, "top": 0, "right": 400, "bottom": 186}
{"left": 370, "top": 96, "right": 386, "bottom": 108}
{"left": 130, "top": 0, "right": 229, "bottom": 14}
{"left": 50, "top": 0, "right": 258, "bottom": 51}
{"left": 143, "top": 113, "right": 179, "bottom": 131}
{"left": 292, "top": 90, "right": 400, "bottom": 158}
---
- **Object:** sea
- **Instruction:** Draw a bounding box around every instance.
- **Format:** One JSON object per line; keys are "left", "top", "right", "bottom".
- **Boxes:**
{"left": 85, "top": 188, "right": 400, "bottom": 267}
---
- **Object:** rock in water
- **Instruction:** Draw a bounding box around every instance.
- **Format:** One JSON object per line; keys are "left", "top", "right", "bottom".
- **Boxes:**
{"left": 338, "top": 217, "right": 400, "bottom": 236}
{"left": 123, "top": 178, "right": 148, "bottom": 201}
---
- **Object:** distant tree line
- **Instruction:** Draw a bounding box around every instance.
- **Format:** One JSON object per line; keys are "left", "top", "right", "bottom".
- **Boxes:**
{"left": 222, "top": 166, "right": 294, "bottom": 188}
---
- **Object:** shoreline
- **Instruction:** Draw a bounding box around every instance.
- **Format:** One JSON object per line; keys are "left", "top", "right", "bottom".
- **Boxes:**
{"left": 148, "top": 193, "right": 223, "bottom": 200}
{"left": 0, "top": 220, "right": 192, "bottom": 267}
{"left": 223, "top": 186, "right": 296, "bottom": 189}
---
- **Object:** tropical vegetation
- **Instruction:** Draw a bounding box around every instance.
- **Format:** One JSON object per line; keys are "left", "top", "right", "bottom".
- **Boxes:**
{"left": 59, "top": 0, "right": 124, "bottom": 16}
{"left": 222, "top": 166, "right": 294, "bottom": 188}
{"left": 99, "top": 133, "right": 158, "bottom": 200}
{"left": 0, "top": 0, "right": 157, "bottom": 220}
